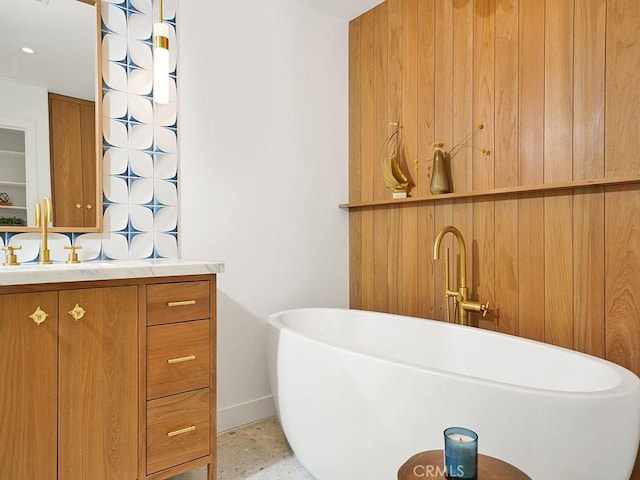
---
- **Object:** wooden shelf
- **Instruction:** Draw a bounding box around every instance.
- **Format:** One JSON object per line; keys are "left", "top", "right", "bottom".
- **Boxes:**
{"left": 339, "top": 176, "right": 640, "bottom": 209}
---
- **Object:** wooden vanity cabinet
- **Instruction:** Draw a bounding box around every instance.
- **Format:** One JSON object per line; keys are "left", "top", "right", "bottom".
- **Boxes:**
{"left": 0, "top": 274, "right": 217, "bottom": 480}
{"left": 0, "top": 285, "right": 138, "bottom": 480}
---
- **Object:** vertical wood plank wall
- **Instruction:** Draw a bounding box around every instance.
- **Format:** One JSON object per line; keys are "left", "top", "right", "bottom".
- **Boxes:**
{"left": 348, "top": 1, "right": 640, "bottom": 475}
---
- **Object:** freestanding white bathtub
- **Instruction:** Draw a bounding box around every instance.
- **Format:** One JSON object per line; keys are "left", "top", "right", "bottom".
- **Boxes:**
{"left": 267, "top": 308, "right": 640, "bottom": 480}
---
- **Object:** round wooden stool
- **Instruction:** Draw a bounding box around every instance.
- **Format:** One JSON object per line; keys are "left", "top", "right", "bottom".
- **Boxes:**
{"left": 398, "top": 450, "right": 532, "bottom": 480}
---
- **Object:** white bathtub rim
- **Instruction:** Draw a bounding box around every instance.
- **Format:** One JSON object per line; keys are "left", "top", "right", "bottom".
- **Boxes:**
{"left": 268, "top": 307, "right": 640, "bottom": 398}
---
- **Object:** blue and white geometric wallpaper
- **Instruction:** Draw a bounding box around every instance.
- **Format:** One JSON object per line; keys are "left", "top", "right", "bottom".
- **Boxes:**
{"left": 0, "top": 0, "right": 179, "bottom": 262}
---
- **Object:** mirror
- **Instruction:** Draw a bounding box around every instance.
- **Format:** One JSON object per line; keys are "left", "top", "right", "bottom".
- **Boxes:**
{"left": 0, "top": 0, "right": 102, "bottom": 232}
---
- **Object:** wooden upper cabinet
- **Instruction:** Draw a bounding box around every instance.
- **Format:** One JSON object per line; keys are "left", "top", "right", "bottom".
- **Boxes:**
{"left": 48, "top": 93, "right": 96, "bottom": 228}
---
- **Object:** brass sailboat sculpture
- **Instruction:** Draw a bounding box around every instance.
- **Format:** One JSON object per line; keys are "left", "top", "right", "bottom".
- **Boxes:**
{"left": 381, "top": 122, "right": 410, "bottom": 199}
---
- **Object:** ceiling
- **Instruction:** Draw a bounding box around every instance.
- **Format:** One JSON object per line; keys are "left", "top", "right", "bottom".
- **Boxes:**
{"left": 0, "top": 0, "right": 95, "bottom": 101}
{"left": 290, "top": 0, "right": 384, "bottom": 20}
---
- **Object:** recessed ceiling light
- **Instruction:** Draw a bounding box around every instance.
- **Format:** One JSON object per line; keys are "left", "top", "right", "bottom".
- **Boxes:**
{"left": 21, "top": 47, "right": 36, "bottom": 54}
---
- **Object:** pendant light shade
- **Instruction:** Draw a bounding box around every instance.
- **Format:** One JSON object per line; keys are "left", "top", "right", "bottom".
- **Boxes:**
{"left": 153, "top": 0, "right": 169, "bottom": 104}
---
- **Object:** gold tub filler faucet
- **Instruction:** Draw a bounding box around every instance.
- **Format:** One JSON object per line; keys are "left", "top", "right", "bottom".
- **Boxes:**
{"left": 433, "top": 225, "right": 490, "bottom": 326}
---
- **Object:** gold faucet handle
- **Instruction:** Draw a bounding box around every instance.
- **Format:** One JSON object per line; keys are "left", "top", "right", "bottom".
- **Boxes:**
{"left": 480, "top": 301, "right": 490, "bottom": 317}
{"left": 64, "top": 245, "right": 82, "bottom": 264}
{"left": 2, "top": 245, "right": 22, "bottom": 266}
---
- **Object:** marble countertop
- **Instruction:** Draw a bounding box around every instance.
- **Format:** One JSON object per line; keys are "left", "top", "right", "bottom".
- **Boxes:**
{"left": 0, "top": 258, "right": 225, "bottom": 286}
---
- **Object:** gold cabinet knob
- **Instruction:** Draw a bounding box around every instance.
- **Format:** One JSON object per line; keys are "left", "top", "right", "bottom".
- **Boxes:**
{"left": 68, "top": 303, "right": 86, "bottom": 321}
{"left": 2, "top": 245, "right": 21, "bottom": 266}
{"left": 86, "top": 204, "right": 92, "bottom": 210}
{"left": 75, "top": 203, "right": 82, "bottom": 209}
{"left": 29, "top": 306, "right": 49, "bottom": 325}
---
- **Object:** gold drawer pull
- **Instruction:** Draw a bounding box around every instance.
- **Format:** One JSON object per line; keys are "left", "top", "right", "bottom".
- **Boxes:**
{"left": 167, "top": 300, "right": 196, "bottom": 307}
{"left": 167, "top": 425, "right": 195, "bottom": 437}
{"left": 167, "top": 354, "right": 196, "bottom": 364}
{"left": 29, "top": 306, "right": 49, "bottom": 325}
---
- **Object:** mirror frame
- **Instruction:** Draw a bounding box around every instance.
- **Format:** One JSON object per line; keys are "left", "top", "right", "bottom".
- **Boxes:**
{"left": 1, "top": 0, "right": 103, "bottom": 233}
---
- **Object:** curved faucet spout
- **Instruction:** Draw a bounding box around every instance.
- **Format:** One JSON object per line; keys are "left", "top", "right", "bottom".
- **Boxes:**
{"left": 433, "top": 225, "right": 467, "bottom": 289}
{"left": 433, "top": 225, "right": 489, "bottom": 326}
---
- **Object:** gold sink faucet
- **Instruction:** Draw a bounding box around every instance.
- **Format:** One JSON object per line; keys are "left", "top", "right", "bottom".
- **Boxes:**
{"left": 433, "top": 225, "right": 489, "bottom": 326}
{"left": 35, "top": 196, "right": 53, "bottom": 265}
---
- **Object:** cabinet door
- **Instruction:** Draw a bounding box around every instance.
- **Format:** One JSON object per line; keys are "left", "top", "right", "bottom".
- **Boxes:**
{"left": 48, "top": 93, "right": 96, "bottom": 228}
{"left": 59, "top": 286, "right": 138, "bottom": 480}
{"left": 0, "top": 292, "right": 58, "bottom": 479}
{"left": 79, "top": 102, "right": 96, "bottom": 227}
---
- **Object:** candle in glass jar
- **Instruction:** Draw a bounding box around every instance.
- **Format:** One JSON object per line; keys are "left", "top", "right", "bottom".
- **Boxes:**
{"left": 443, "top": 427, "right": 478, "bottom": 479}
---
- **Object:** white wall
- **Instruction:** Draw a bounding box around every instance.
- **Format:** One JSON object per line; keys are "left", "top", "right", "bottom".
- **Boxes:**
{"left": 177, "top": 0, "right": 350, "bottom": 431}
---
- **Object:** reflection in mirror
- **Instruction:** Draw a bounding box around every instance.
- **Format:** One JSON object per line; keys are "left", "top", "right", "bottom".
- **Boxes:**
{"left": 0, "top": 0, "right": 101, "bottom": 231}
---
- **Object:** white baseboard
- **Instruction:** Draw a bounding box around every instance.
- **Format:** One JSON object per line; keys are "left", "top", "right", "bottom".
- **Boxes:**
{"left": 217, "top": 395, "right": 277, "bottom": 433}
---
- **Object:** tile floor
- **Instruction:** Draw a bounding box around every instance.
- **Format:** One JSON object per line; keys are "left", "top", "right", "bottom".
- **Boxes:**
{"left": 170, "top": 417, "right": 316, "bottom": 480}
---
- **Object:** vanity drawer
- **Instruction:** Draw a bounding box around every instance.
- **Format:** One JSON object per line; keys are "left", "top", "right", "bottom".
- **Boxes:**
{"left": 146, "top": 388, "right": 210, "bottom": 475}
{"left": 147, "top": 281, "right": 210, "bottom": 325}
{"left": 147, "top": 320, "right": 210, "bottom": 400}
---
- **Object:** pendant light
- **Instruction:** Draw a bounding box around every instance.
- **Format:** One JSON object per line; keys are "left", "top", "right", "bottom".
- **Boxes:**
{"left": 153, "top": 0, "right": 170, "bottom": 104}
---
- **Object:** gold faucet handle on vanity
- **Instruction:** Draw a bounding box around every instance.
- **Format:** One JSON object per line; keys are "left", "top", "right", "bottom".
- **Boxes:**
{"left": 64, "top": 245, "right": 82, "bottom": 264}
{"left": 2, "top": 245, "right": 22, "bottom": 266}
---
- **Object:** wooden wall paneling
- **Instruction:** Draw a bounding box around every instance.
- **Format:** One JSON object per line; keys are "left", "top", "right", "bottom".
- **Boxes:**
{"left": 494, "top": 196, "right": 518, "bottom": 334}
{"left": 572, "top": 1, "right": 605, "bottom": 355}
{"left": 472, "top": 199, "right": 496, "bottom": 330}
{"left": 517, "top": 0, "right": 544, "bottom": 186}
{"left": 400, "top": 0, "right": 419, "bottom": 316}
{"left": 432, "top": 0, "right": 455, "bottom": 322}
{"left": 417, "top": 204, "right": 436, "bottom": 319}
{"left": 493, "top": 0, "right": 519, "bottom": 335}
{"left": 452, "top": 0, "right": 475, "bottom": 300}
{"left": 494, "top": 0, "right": 519, "bottom": 189}
{"left": 472, "top": 0, "right": 495, "bottom": 192}
{"left": 573, "top": 0, "right": 605, "bottom": 180}
{"left": 543, "top": 193, "right": 574, "bottom": 348}
{"left": 472, "top": 0, "right": 495, "bottom": 329}
{"left": 349, "top": 17, "right": 363, "bottom": 309}
{"left": 359, "top": 10, "right": 376, "bottom": 310}
{"left": 573, "top": 188, "right": 605, "bottom": 357}
{"left": 451, "top": 0, "right": 474, "bottom": 194}
{"left": 416, "top": 0, "right": 436, "bottom": 320}
{"left": 374, "top": 4, "right": 391, "bottom": 313}
{"left": 517, "top": 0, "right": 545, "bottom": 341}
{"left": 606, "top": 185, "right": 639, "bottom": 480}
{"left": 543, "top": 0, "right": 574, "bottom": 348}
{"left": 543, "top": 0, "right": 574, "bottom": 183}
{"left": 605, "top": 185, "right": 640, "bottom": 377}
{"left": 605, "top": 0, "right": 640, "bottom": 177}
{"left": 517, "top": 195, "right": 545, "bottom": 341}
